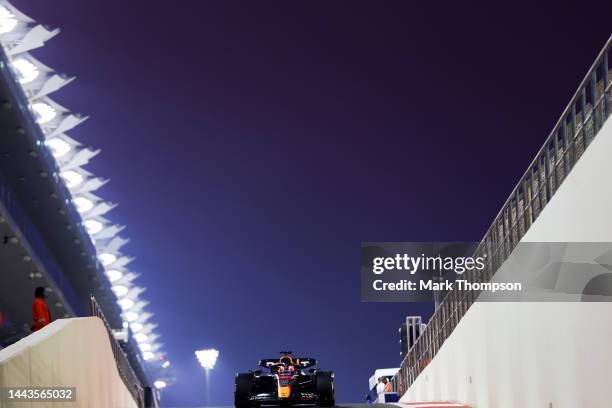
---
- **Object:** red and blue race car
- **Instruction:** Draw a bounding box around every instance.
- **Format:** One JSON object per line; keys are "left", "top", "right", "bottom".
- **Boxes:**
{"left": 235, "top": 352, "right": 335, "bottom": 408}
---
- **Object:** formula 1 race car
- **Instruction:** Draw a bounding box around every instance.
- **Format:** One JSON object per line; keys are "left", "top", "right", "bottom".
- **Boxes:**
{"left": 235, "top": 351, "right": 335, "bottom": 408}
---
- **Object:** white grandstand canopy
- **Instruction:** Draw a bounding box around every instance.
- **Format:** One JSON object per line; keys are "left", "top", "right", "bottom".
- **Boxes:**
{"left": 0, "top": 0, "right": 167, "bottom": 369}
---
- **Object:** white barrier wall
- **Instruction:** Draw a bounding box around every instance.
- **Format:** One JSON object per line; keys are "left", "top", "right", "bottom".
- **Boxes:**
{"left": 400, "top": 117, "right": 612, "bottom": 408}
{"left": 0, "top": 317, "right": 138, "bottom": 408}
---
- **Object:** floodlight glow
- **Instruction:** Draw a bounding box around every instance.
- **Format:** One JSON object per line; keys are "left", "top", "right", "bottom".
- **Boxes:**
{"left": 125, "top": 311, "right": 139, "bottom": 322}
{"left": 83, "top": 219, "right": 103, "bottom": 235}
{"left": 162, "top": 361, "right": 170, "bottom": 368}
{"left": 106, "top": 269, "right": 123, "bottom": 283}
{"left": 60, "top": 170, "right": 84, "bottom": 188}
{"left": 118, "top": 298, "right": 134, "bottom": 311}
{"left": 0, "top": 6, "right": 17, "bottom": 34}
{"left": 112, "top": 284, "right": 128, "bottom": 297}
{"left": 47, "top": 138, "right": 71, "bottom": 158}
{"left": 139, "top": 343, "right": 151, "bottom": 352}
{"left": 99, "top": 252, "right": 116, "bottom": 266}
{"left": 73, "top": 196, "right": 94, "bottom": 213}
{"left": 195, "top": 349, "right": 219, "bottom": 370}
{"left": 154, "top": 380, "right": 167, "bottom": 389}
{"left": 31, "top": 102, "right": 56, "bottom": 124}
{"left": 142, "top": 351, "right": 155, "bottom": 361}
{"left": 134, "top": 332, "right": 148, "bottom": 343}
{"left": 12, "top": 59, "right": 39, "bottom": 84}
{"left": 131, "top": 322, "right": 143, "bottom": 333}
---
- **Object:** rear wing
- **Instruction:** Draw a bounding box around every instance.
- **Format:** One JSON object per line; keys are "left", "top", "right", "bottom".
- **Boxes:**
{"left": 296, "top": 357, "right": 317, "bottom": 368}
{"left": 258, "top": 357, "right": 317, "bottom": 368}
{"left": 259, "top": 359, "right": 279, "bottom": 368}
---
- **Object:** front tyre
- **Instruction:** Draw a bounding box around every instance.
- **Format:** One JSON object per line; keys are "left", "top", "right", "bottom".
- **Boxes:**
{"left": 235, "top": 373, "right": 254, "bottom": 408}
{"left": 315, "top": 371, "right": 335, "bottom": 407}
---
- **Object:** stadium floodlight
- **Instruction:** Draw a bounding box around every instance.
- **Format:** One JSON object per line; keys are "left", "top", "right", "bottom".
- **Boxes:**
{"left": 73, "top": 196, "right": 94, "bottom": 213}
{"left": 162, "top": 361, "right": 170, "bottom": 368}
{"left": 125, "top": 311, "right": 139, "bottom": 322}
{"left": 112, "top": 284, "right": 128, "bottom": 297}
{"left": 106, "top": 269, "right": 123, "bottom": 283}
{"left": 98, "top": 252, "right": 117, "bottom": 266}
{"left": 12, "top": 58, "right": 39, "bottom": 84}
{"left": 83, "top": 219, "right": 103, "bottom": 235}
{"left": 47, "top": 138, "right": 71, "bottom": 158}
{"left": 112, "top": 271, "right": 136, "bottom": 285}
{"left": 154, "top": 380, "right": 167, "bottom": 389}
{"left": 60, "top": 170, "right": 84, "bottom": 188}
{"left": 118, "top": 298, "right": 134, "bottom": 311}
{"left": 142, "top": 351, "right": 155, "bottom": 361}
{"left": 130, "top": 322, "right": 143, "bottom": 333}
{"left": 0, "top": 6, "right": 17, "bottom": 34}
{"left": 134, "top": 332, "right": 147, "bottom": 343}
{"left": 31, "top": 102, "right": 56, "bottom": 124}
{"left": 196, "top": 349, "right": 219, "bottom": 405}
{"left": 195, "top": 349, "right": 219, "bottom": 370}
{"left": 139, "top": 343, "right": 151, "bottom": 352}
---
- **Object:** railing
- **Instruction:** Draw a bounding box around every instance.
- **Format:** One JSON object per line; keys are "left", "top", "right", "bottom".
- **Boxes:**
{"left": 90, "top": 296, "right": 144, "bottom": 408}
{"left": 392, "top": 35, "right": 612, "bottom": 397}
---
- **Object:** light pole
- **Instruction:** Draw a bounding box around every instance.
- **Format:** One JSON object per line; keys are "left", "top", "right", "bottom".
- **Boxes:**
{"left": 195, "top": 348, "right": 219, "bottom": 406}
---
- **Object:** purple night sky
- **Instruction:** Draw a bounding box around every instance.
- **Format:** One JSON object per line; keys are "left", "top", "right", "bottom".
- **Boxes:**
{"left": 13, "top": 0, "right": 612, "bottom": 406}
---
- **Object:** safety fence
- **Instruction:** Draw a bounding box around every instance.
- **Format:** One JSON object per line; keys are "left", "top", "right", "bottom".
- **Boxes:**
{"left": 90, "top": 295, "right": 145, "bottom": 408}
{"left": 392, "top": 35, "right": 612, "bottom": 397}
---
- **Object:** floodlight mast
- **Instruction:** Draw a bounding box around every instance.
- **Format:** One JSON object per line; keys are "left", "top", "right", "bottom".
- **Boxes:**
{"left": 195, "top": 349, "right": 219, "bottom": 405}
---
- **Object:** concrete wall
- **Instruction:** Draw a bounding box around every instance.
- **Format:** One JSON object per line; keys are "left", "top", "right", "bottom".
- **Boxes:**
{"left": 0, "top": 317, "right": 138, "bottom": 408}
{"left": 400, "top": 117, "right": 612, "bottom": 407}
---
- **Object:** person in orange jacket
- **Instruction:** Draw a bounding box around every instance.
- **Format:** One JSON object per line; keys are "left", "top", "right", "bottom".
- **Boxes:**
{"left": 383, "top": 377, "right": 393, "bottom": 393}
{"left": 32, "top": 286, "right": 51, "bottom": 332}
